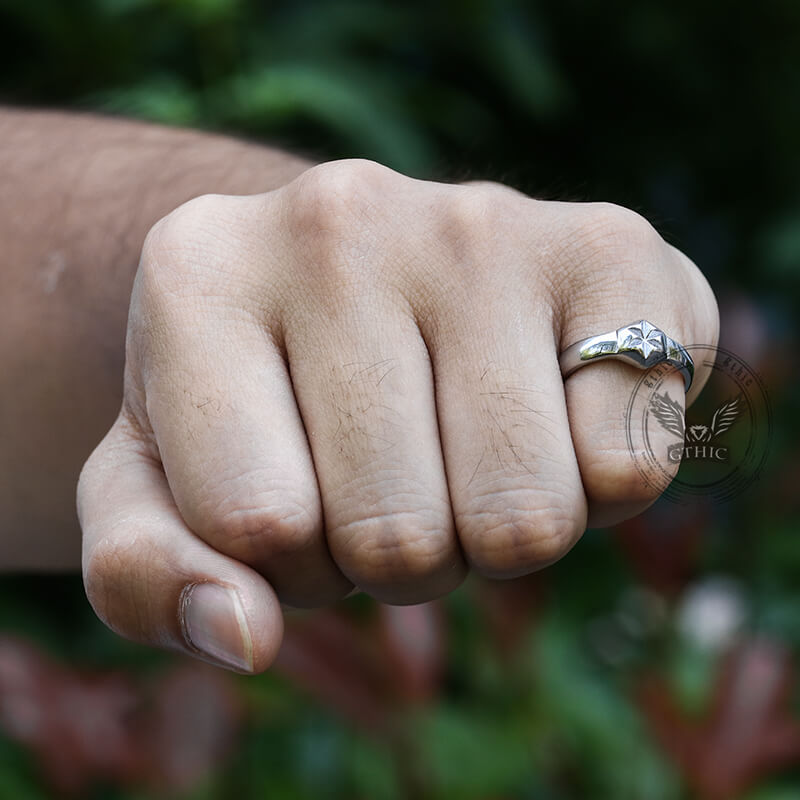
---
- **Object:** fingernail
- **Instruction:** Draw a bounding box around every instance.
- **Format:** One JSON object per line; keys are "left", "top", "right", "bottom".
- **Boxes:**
{"left": 180, "top": 582, "right": 254, "bottom": 673}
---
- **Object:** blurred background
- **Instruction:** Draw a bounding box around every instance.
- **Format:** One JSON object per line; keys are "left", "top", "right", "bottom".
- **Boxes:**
{"left": 0, "top": 0, "right": 798, "bottom": 797}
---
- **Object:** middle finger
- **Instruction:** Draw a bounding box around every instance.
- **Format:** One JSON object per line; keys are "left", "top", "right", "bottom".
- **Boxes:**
{"left": 284, "top": 288, "right": 467, "bottom": 605}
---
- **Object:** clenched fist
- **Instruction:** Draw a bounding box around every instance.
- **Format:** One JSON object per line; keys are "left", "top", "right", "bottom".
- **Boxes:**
{"left": 77, "top": 160, "right": 718, "bottom": 672}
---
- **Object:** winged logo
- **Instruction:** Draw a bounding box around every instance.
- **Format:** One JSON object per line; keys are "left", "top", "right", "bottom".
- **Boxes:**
{"left": 709, "top": 395, "right": 744, "bottom": 438}
{"left": 649, "top": 392, "right": 744, "bottom": 442}
{"left": 649, "top": 392, "right": 685, "bottom": 439}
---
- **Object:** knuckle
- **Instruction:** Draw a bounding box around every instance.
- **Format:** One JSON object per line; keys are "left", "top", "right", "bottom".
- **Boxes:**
{"left": 563, "top": 202, "right": 666, "bottom": 282}
{"left": 460, "top": 179, "right": 522, "bottom": 195}
{"left": 334, "top": 510, "right": 456, "bottom": 587}
{"left": 75, "top": 449, "right": 101, "bottom": 523}
{"left": 201, "top": 486, "right": 320, "bottom": 562}
{"left": 83, "top": 532, "right": 158, "bottom": 641}
{"left": 584, "top": 448, "right": 673, "bottom": 507}
{"left": 441, "top": 184, "right": 513, "bottom": 259}
{"left": 283, "top": 159, "right": 396, "bottom": 290}
{"left": 677, "top": 247, "right": 720, "bottom": 349}
{"left": 138, "top": 194, "right": 238, "bottom": 296}
{"left": 143, "top": 194, "right": 226, "bottom": 259}
{"left": 82, "top": 536, "right": 116, "bottom": 621}
{"left": 552, "top": 202, "right": 670, "bottom": 310}
{"left": 459, "top": 493, "right": 585, "bottom": 577}
{"left": 287, "top": 159, "right": 392, "bottom": 236}
{"left": 432, "top": 184, "right": 534, "bottom": 294}
{"left": 583, "top": 202, "right": 663, "bottom": 252}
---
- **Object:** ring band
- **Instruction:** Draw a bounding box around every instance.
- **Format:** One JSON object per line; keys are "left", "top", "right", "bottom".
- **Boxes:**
{"left": 559, "top": 319, "right": 695, "bottom": 392}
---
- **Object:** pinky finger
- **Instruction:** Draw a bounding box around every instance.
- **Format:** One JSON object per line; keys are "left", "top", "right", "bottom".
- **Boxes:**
{"left": 77, "top": 416, "right": 284, "bottom": 674}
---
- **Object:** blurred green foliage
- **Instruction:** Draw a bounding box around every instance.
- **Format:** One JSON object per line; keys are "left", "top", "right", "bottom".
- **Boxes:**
{"left": 2, "top": 0, "right": 800, "bottom": 287}
{"left": 0, "top": 0, "right": 799, "bottom": 797}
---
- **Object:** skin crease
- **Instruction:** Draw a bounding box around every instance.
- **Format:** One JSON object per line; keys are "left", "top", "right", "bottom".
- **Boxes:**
{"left": 1, "top": 109, "right": 719, "bottom": 673}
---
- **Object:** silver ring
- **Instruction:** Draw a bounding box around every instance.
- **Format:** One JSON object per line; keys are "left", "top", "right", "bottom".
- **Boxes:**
{"left": 559, "top": 319, "right": 695, "bottom": 392}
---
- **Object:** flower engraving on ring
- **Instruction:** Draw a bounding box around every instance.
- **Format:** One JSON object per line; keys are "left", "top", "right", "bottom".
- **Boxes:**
{"left": 619, "top": 320, "right": 665, "bottom": 360}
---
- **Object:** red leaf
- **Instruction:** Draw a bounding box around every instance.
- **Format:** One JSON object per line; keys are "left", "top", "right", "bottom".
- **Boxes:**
{"left": 276, "top": 610, "right": 390, "bottom": 728}
{"left": 636, "top": 637, "right": 800, "bottom": 800}
{"left": 0, "top": 636, "right": 243, "bottom": 796}
{"left": 614, "top": 503, "right": 710, "bottom": 596}
{"left": 475, "top": 573, "right": 545, "bottom": 657}
{"left": 377, "top": 601, "right": 446, "bottom": 704}
{"left": 142, "top": 662, "right": 243, "bottom": 792}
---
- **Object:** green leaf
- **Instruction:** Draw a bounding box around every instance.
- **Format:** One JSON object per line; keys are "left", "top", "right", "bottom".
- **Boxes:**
{"left": 88, "top": 76, "right": 201, "bottom": 125}
{"left": 210, "top": 64, "right": 438, "bottom": 174}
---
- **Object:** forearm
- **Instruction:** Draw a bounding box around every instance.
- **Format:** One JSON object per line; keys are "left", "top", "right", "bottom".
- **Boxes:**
{"left": 0, "top": 108, "right": 312, "bottom": 569}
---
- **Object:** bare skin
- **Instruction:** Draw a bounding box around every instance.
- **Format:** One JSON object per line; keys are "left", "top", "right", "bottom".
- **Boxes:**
{"left": 1, "top": 108, "right": 719, "bottom": 673}
{"left": 0, "top": 108, "right": 310, "bottom": 569}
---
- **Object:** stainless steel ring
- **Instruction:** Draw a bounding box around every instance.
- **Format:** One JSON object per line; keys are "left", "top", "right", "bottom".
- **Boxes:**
{"left": 559, "top": 319, "right": 695, "bottom": 392}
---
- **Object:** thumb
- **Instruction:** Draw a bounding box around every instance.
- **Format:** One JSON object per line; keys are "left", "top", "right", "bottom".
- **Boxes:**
{"left": 77, "top": 413, "right": 283, "bottom": 673}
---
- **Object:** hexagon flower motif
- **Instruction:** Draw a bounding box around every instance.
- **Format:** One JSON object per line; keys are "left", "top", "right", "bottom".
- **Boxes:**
{"left": 621, "top": 320, "right": 665, "bottom": 359}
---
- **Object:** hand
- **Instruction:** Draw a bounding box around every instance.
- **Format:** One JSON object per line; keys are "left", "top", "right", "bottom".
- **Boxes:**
{"left": 77, "top": 160, "right": 719, "bottom": 672}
